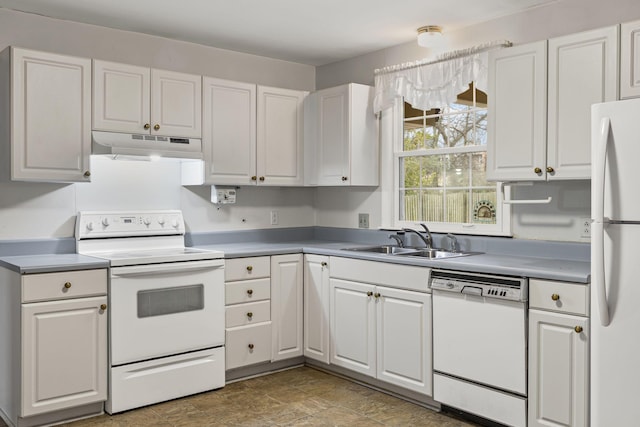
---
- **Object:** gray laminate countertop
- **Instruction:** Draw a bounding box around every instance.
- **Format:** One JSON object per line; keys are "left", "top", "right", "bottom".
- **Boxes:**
{"left": 194, "top": 241, "right": 590, "bottom": 283}
{"left": 0, "top": 254, "right": 109, "bottom": 274}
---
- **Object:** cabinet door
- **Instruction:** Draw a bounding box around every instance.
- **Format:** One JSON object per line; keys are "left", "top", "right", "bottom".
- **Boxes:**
{"left": 547, "top": 26, "right": 618, "bottom": 180}
{"left": 486, "top": 41, "right": 547, "bottom": 181}
{"left": 317, "top": 85, "right": 350, "bottom": 185}
{"left": 202, "top": 77, "right": 256, "bottom": 184}
{"left": 271, "top": 254, "right": 303, "bottom": 361}
{"left": 22, "top": 296, "right": 107, "bottom": 417}
{"left": 621, "top": 19, "right": 640, "bottom": 99}
{"left": 257, "top": 86, "right": 305, "bottom": 186}
{"left": 329, "top": 278, "right": 375, "bottom": 377}
{"left": 151, "top": 69, "right": 202, "bottom": 138}
{"left": 303, "top": 255, "right": 330, "bottom": 363}
{"left": 376, "top": 286, "right": 432, "bottom": 396}
{"left": 93, "top": 60, "right": 150, "bottom": 134}
{"left": 528, "top": 309, "right": 588, "bottom": 427}
{"left": 11, "top": 48, "right": 91, "bottom": 182}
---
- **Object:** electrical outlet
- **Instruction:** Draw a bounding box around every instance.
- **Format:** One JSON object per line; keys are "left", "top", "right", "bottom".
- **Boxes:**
{"left": 358, "top": 213, "right": 370, "bottom": 229}
{"left": 581, "top": 218, "right": 591, "bottom": 238}
{"left": 270, "top": 210, "right": 278, "bottom": 225}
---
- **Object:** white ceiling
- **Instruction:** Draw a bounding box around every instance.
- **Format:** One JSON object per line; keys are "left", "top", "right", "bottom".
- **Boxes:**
{"left": 0, "top": 0, "right": 557, "bottom": 66}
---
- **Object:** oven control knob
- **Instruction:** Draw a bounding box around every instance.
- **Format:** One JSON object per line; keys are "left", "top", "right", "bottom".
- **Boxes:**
{"left": 86, "top": 221, "right": 94, "bottom": 231}
{"left": 446, "top": 282, "right": 455, "bottom": 289}
{"left": 101, "top": 217, "right": 110, "bottom": 227}
{"left": 171, "top": 219, "right": 180, "bottom": 228}
{"left": 157, "top": 216, "right": 165, "bottom": 225}
{"left": 143, "top": 217, "right": 151, "bottom": 226}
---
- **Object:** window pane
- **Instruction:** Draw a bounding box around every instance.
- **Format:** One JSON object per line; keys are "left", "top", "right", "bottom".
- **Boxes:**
{"left": 445, "top": 154, "right": 470, "bottom": 188}
{"left": 446, "top": 190, "right": 469, "bottom": 223}
{"left": 475, "top": 109, "right": 488, "bottom": 146}
{"left": 401, "top": 156, "right": 421, "bottom": 188}
{"left": 403, "top": 122, "right": 424, "bottom": 150}
{"left": 472, "top": 191, "right": 497, "bottom": 224}
{"left": 400, "top": 190, "right": 419, "bottom": 221}
{"left": 420, "top": 190, "right": 444, "bottom": 222}
{"left": 420, "top": 155, "right": 443, "bottom": 187}
{"left": 471, "top": 153, "right": 488, "bottom": 186}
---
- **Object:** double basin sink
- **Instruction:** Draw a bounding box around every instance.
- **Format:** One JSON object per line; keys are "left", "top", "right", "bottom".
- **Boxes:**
{"left": 342, "top": 245, "right": 479, "bottom": 259}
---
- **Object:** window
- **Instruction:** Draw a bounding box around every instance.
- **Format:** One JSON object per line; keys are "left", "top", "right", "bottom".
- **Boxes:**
{"left": 395, "top": 83, "right": 509, "bottom": 235}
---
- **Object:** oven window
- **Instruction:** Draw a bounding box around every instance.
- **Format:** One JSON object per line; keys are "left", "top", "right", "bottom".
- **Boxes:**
{"left": 137, "top": 285, "right": 204, "bottom": 318}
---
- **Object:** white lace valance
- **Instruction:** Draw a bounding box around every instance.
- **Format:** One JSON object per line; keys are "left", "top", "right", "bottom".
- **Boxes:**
{"left": 373, "top": 41, "right": 511, "bottom": 113}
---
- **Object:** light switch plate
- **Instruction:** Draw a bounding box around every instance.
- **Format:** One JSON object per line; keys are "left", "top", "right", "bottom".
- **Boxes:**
{"left": 358, "top": 213, "right": 369, "bottom": 229}
{"left": 581, "top": 218, "right": 591, "bottom": 238}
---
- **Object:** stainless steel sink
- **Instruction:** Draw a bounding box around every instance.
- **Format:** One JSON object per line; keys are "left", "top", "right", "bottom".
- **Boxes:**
{"left": 341, "top": 245, "right": 422, "bottom": 255}
{"left": 397, "top": 248, "right": 478, "bottom": 259}
{"left": 341, "top": 245, "right": 480, "bottom": 259}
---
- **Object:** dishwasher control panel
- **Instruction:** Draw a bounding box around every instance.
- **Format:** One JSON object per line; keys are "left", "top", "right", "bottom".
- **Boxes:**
{"left": 430, "top": 270, "right": 527, "bottom": 302}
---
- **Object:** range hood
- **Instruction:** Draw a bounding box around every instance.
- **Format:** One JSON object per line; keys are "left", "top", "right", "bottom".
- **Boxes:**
{"left": 92, "top": 131, "right": 203, "bottom": 160}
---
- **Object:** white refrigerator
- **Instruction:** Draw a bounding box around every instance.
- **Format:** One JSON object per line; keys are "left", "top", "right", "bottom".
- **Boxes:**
{"left": 591, "top": 97, "right": 640, "bottom": 425}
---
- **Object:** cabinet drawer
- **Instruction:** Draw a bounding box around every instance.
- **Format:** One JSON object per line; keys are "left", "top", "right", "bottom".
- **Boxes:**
{"left": 529, "top": 279, "right": 589, "bottom": 316}
{"left": 225, "top": 257, "right": 270, "bottom": 281}
{"left": 22, "top": 269, "right": 107, "bottom": 303}
{"left": 225, "top": 322, "right": 272, "bottom": 370}
{"left": 226, "top": 300, "right": 271, "bottom": 328}
{"left": 225, "top": 278, "right": 270, "bottom": 305}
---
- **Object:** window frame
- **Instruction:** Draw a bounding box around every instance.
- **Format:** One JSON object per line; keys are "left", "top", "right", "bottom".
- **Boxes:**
{"left": 390, "top": 92, "right": 511, "bottom": 236}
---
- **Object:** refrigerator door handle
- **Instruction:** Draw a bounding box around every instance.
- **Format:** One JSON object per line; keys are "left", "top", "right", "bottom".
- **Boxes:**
{"left": 593, "top": 117, "right": 610, "bottom": 224}
{"left": 593, "top": 116, "right": 611, "bottom": 327}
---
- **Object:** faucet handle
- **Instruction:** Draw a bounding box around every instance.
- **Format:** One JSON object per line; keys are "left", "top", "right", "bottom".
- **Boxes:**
{"left": 446, "top": 233, "right": 459, "bottom": 252}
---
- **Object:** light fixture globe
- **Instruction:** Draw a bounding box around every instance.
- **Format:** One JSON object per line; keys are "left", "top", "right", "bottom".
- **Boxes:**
{"left": 417, "top": 25, "right": 443, "bottom": 47}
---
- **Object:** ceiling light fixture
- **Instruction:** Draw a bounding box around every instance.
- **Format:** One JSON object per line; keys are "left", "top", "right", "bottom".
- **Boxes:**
{"left": 417, "top": 25, "right": 443, "bottom": 47}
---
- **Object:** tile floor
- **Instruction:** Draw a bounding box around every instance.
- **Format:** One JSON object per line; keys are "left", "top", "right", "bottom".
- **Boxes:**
{"left": 4, "top": 367, "right": 482, "bottom": 427}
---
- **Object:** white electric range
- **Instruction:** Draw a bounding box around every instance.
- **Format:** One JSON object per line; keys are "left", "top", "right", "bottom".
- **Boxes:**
{"left": 75, "top": 210, "right": 225, "bottom": 414}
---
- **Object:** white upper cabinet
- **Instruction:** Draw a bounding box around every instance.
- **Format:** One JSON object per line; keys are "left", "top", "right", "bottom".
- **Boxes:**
{"left": 93, "top": 60, "right": 201, "bottom": 138}
{"left": 487, "top": 41, "right": 548, "bottom": 182}
{"left": 92, "top": 61, "right": 150, "bottom": 134}
{"left": 547, "top": 26, "right": 618, "bottom": 180}
{"left": 197, "top": 82, "right": 305, "bottom": 186}
{"left": 304, "top": 83, "right": 378, "bottom": 186}
{"left": 5, "top": 47, "right": 92, "bottom": 182}
{"left": 487, "top": 26, "right": 618, "bottom": 182}
{"left": 202, "top": 77, "right": 256, "bottom": 184}
{"left": 621, "top": 19, "right": 640, "bottom": 99}
{"left": 257, "top": 86, "right": 306, "bottom": 186}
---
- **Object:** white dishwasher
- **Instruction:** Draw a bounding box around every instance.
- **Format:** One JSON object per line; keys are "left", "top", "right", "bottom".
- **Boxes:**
{"left": 430, "top": 270, "right": 528, "bottom": 427}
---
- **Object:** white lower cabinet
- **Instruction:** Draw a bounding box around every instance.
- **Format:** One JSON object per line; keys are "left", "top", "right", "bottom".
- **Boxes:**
{"left": 271, "top": 254, "right": 303, "bottom": 361}
{"left": 528, "top": 279, "right": 589, "bottom": 427}
{"left": 328, "top": 257, "right": 432, "bottom": 396}
{"left": 0, "top": 267, "right": 108, "bottom": 426}
{"left": 224, "top": 254, "right": 303, "bottom": 370}
{"left": 224, "top": 257, "right": 272, "bottom": 370}
{"left": 303, "top": 255, "right": 331, "bottom": 363}
{"left": 22, "top": 296, "right": 107, "bottom": 417}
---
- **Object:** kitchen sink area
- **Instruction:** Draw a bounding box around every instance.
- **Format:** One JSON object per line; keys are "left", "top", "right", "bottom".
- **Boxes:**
{"left": 341, "top": 245, "right": 480, "bottom": 259}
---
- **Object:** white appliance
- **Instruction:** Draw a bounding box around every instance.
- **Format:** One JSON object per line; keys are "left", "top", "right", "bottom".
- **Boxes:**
{"left": 75, "top": 210, "right": 225, "bottom": 414}
{"left": 430, "top": 270, "right": 528, "bottom": 427}
{"left": 591, "top": 97, "right": 640, "bottom": 425}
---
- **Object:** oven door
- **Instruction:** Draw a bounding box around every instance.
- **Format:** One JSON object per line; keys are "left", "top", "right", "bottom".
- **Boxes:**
{"left": 110, "top": 259, "right": 224, "bottom": 366}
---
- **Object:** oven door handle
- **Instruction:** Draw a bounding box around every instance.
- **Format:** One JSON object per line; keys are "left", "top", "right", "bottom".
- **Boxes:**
{"left": 111, "top": 259, "right": 224, "bottom": 277}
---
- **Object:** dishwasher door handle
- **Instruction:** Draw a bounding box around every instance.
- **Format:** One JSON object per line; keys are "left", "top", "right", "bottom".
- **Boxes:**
{"left": 461, "top": 286, "right": 483, "bottom": 296}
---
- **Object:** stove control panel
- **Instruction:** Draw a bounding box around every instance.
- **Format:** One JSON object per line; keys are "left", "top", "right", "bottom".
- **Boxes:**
{"left": 76, "top": 210, "right": 185, "bottom": 239}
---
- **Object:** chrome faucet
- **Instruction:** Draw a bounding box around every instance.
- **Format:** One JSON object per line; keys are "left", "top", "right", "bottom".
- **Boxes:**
{"left": 388, "top": 234, "right": 404, "bottom": 247}
{"left": 419, "top": 223, "right": 433, "bottom": 248}
{"left": 403, "top": 227, "right": 432, "bottom": 249}
{"left": 445, "top": 233, "right": 459, "bottom": 252}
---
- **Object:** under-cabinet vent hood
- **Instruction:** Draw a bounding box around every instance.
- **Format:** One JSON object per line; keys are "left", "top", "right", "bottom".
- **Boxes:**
{"left": 92, "top": 131, "right": 203, "bottom": 160}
